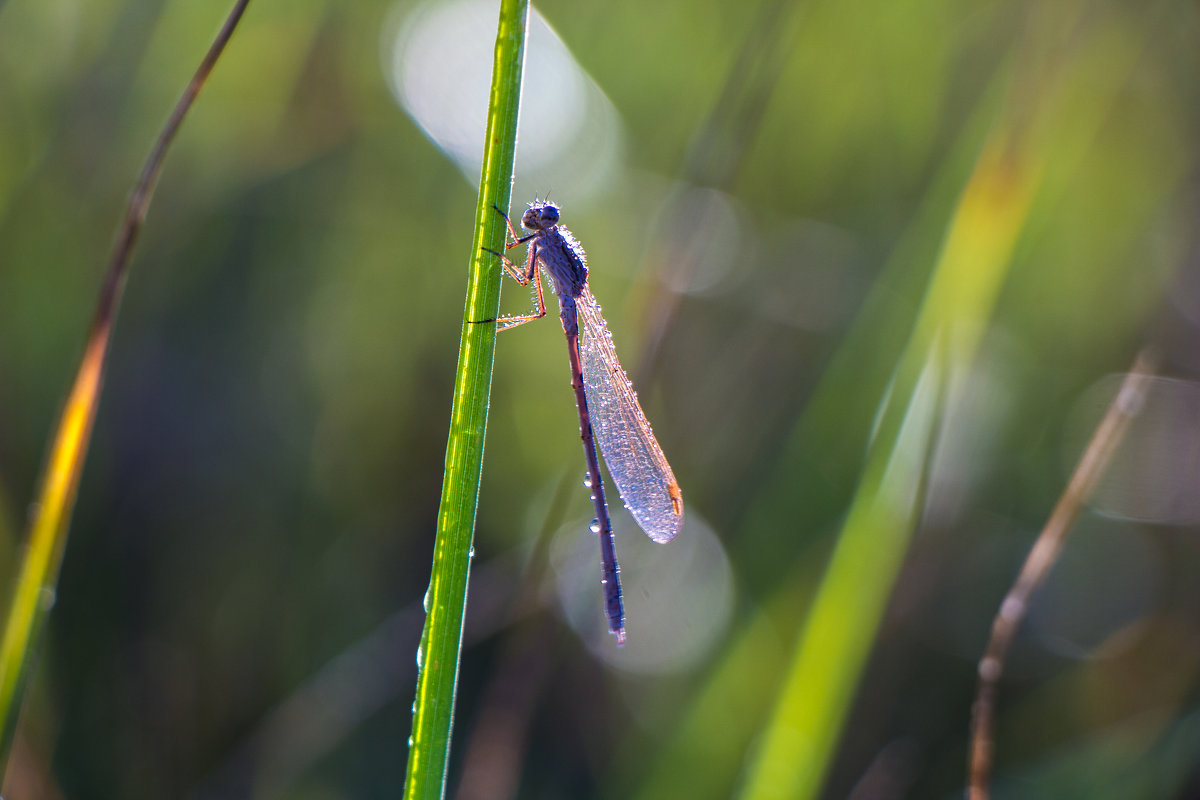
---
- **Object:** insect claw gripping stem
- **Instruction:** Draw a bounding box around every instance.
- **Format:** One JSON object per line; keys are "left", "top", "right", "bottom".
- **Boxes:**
{"left": 471, "top": 242, "right": 539, "bottom": 328}
{"left": 480, "top": 207, "right": 548, "bottom": 332}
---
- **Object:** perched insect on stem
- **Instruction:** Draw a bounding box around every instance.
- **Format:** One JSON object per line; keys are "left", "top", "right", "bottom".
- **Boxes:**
{"left": 484, "top": 201, "right": 683, "bottom": 645}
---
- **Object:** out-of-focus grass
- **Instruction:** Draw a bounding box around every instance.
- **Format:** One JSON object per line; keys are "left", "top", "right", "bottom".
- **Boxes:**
{"left": 736, "top": 6, "right": 1174, "bottom": 798}
{"left": 741, "top": 127, "right": 1041, "bottom": 800}
{"left": 625, "top": 5, "right": 1182, "bottom": 799}
{"left": 628, "top": 70, "right": 1041, "bottom": 800}
{"left": 0, "top": 0, "right": 251, "bottom": 779}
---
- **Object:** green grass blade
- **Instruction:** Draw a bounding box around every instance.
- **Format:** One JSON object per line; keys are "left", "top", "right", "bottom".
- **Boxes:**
{"left": 0, "top": 0, "right": 251, "bottom": 778}
{"left": 402, "top": 2, "right": 529, "bottom": 798}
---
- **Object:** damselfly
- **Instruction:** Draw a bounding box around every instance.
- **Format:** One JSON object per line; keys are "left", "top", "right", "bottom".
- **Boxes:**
{"left": 486, "top": 201, "right": 683, "bottom": 644}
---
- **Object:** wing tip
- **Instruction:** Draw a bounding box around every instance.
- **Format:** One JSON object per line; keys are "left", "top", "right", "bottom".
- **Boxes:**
{"left": 648, "top": 519, "right": 683, "bottom": 544}
{"left": 648, "top": 482, "right": 684, "bottom": 543}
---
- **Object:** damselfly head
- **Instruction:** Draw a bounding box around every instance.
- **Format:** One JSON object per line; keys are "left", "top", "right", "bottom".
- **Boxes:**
{"left": 521, "top": 202, "right": 560, "bottom": 231}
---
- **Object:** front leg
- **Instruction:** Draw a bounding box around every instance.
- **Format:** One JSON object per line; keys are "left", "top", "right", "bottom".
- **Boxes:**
{"left": 483, "top": 204, "right": 539, "bottom": 282}
{"left": 493, "top": 204, "right": 535, "bottom": 248}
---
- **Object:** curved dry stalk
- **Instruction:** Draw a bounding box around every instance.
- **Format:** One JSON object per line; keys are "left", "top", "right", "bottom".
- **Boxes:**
{"left": 0, "top": 0, "right": 252, "bottom": 778}
{"left": 967, "top": 347, "right": 1157, "bottom": 800}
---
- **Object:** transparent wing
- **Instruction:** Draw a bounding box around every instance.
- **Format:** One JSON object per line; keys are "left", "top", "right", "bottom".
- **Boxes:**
{"left": 578, "top": 288, "right": 683, "bottom": 543}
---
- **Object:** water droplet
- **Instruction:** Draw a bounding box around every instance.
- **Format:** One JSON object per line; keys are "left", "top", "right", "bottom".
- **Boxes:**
{"left": 468, "top": 545, "right": 476, "bottom": 558}
{"left": 423, "top": 586, "right": 432, "bottom": 612}
{"left": 589, "top": 519, "right": 601, "bottom": 534}
{"left": 416, "top": 645, "right": 425, "bottom": 669}
{"left": 583, "top": 472, "right": 592, "bottom": 488}
{"left": 408, "top": 735, "right": 415, "bottom": 748}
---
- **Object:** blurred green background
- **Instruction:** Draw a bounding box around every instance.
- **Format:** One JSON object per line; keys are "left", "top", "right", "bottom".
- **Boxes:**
{"left": 2, "top": 0, "right": 1200, "bottom": 797}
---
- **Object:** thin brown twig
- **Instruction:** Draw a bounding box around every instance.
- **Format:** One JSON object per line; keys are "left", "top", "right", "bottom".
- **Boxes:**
{"left": 92, "top": 0, "right": 252, "bottom": 339}
{"left": 967, "top": 347, "right": 1158, "bottom": 800}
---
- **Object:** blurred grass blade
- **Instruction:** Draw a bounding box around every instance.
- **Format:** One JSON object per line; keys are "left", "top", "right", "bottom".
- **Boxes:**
{"left": 0, "top": 0, "right": 252, "bottom": 778}
{"left": 402, "top": 2, "right": 528, "bottom": 798}
{"left": 625, "top": 64, "right": 1014, "bottom": 800}
{"left": 739, "top": 131, "right": 1041, "bottom": 800}
{"left": 627, "top": 7, "right": 1164, "bottom": 798}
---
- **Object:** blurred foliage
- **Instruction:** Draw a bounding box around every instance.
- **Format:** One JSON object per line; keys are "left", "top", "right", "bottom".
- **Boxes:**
{"left": 1, "top": 0, "right": 1200, "bottom": 798}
